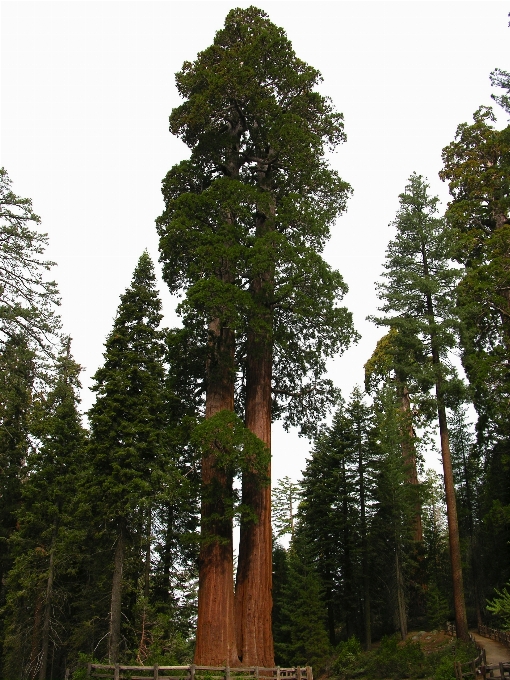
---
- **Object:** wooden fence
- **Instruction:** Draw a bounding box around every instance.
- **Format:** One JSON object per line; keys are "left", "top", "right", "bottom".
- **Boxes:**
{"left": 479, "top": 662, "right": 510, "bottom": 679}
{"left": 87, "top": 664, "right": 313, "bottom": 680}
{"left": 479, "top": 626, "right": 510, "bottom": 650}
{"left": 453, "top": 624, "right": 510, "bottom": 680}
{"left": 453, "top": 644, "right": 486, "bottom": 680}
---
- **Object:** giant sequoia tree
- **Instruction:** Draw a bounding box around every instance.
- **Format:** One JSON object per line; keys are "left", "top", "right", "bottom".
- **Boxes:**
{"left": 440, "top": 106, "right": 510, "bottom": 441}
{"left": 157, "top": 7, "right": 356, "bottom": 666}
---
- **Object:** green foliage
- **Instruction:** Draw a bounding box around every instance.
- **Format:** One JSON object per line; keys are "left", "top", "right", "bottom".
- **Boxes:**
{"left": 298, "top": 388, "right": 378, "bottom": 644}
{"left": 487, "top": 583, "right": 510, "bottom": 627}
{"left": 371, "top": 173, "right": 463, "bottom": 413}
{"left": 440, "top": 107, "right": 510, "bottom": 440}
{"left": 491, "top": 68, "right": 510, "bottom": 115}
{"left": 426, "top": 583, "right": 451, "bottom": 630}
{"left": 370, "top": 386, "right": 419, "bottom": 638}
{"left": 332, "top": 634, "right": 477, "bottom": 680}
{"left": 157, "top": 6, "right": 358, "bottom": 437}
{"left": 272, "top": 477, "right": 300, "bottom": 539}
{"left": 87, "top": 251, "right": 167, "bottom": 521}
{"left": 1, "top": 338, "right": 87, "bottom": 680}
{"left": 274, "top": 542, "right": 331, "bottom": 669}
{"left": 192, "top": 409, "right": 269, "bottom": 479}
{"left": 374, "top": 635, "right": 425, "bottom": 680}
{"left": 0, "top": 167, "right": 61, "bottom": 359}
{"left": 333, "top": 636, "right": 363, "bottom": 677}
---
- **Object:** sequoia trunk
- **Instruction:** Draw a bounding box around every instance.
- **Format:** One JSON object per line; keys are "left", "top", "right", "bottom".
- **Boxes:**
{"left": 235, "top": 326, "right": 274, "bottom": 666}
{"left": 194, "top": 319, "right": 239, "bottom": 666}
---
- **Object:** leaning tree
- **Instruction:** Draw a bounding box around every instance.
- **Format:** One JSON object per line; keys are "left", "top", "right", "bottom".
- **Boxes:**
{"left": 157, "top": 7, "right": 356, "bottom": 666}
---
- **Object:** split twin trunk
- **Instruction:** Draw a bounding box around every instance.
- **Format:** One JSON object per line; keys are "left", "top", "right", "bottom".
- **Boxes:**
{"left": 195, "top": 319, "right": 274, "bottom": 667}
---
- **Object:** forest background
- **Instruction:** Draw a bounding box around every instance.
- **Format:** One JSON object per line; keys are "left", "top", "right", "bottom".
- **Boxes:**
{"left": 1, "top": 2, "right": 510, "bottom": 679}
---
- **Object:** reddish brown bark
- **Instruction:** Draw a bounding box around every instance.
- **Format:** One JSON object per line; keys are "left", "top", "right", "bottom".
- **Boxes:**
{"left": 235, "top": 328, "right": 274, "bottom": 666}
{"left": 194, "top": 319, "right": 239, "bottom": 666}
{"left": 437, "top": 399, "right": 469, "bottom": 641}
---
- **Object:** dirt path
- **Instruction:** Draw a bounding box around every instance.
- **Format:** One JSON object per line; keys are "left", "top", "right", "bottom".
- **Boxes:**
{"left": 471, "top": 631, "right": 510, "bottom": 664}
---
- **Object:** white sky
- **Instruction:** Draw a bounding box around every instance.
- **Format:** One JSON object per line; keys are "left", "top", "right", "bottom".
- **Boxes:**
{"left": 1, "top": 1, "right": 508, "bottom": 485}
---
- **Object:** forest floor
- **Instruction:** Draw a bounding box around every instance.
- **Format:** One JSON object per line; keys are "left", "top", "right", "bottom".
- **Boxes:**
{"left": 470, "top": 631, "right": 510, "bottom": 664}
{"left": 406, "top": 630, "right": 455, "bottom": 652}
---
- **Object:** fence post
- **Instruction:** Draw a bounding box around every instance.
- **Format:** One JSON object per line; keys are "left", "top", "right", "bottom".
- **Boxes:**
{"left": 226, "top": 666, "right": 230, "bottom": 680}
{"left": 154, "top": 663, "right": 159, "bottom": 680}
{"left": 190, "top": 663, "right": 196, "bottom": 680}
{"left": 114, "top": 663, "right": 120, "bottom": 680}
{"left": 306, "top": 666, "right": 312, "bottom": 680}
{"left": 87, "top": 662, "right": 91, "bottom": 678}
{"left": 297, "top": 667, "right": 301, "bottom": 680}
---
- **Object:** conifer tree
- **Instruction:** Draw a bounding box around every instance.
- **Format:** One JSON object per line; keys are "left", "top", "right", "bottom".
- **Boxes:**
{"left": 157, "top": 7, "right": 356, "bottom": 665}
{"left": 365, "top": 330, "right": 424, "bottom": 542}
{"left": 0, "top": 168, "right": 61, "bottom": 358}
{"left": 273, "top": 535, "right": 331, "bottom": 669}
{"left": 372, "top": 174, "right": 469, "bottom": 639}
{"left": 299, "top": 390, "right": 377, "bottom": 647}
{"left": 2, "top": 338, "right": 86, "bottom": 680}
{"left": 421, "top": 471, "right": 451, "bottom": 629}
{"left": 0, "top": 334, "right": 36, "bottom": 668}
{"left": 272, "top": 477, "right": 300, "bottom": 540}
{"left": 370, "top": 386, "right": 417, "bottom": 639}
{"left": 87, "top": 252, "right": 167, "bottom": 663}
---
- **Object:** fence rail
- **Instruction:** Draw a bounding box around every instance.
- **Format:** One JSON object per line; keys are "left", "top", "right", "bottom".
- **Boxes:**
{"left": 479, "top": 626, "right": 510, "bottom": 649}
{"left": 451, "top": 628, "right": 486, "bottom": 680}
{"left": 479, "top": 662, "right": 510, "bottom": 679}
{"left": 453, "top": 624, "right": 510, "bottom": 680}
{"left": 87, "top": 664, "right": 313, "bottom": 680}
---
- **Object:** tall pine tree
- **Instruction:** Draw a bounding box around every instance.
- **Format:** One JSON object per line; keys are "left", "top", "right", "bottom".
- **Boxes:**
{"left": 2, "top": 338, "right": 86, "bottom": 680}
{"left": 372, "top": 173, "right": 469, "bottom": 639}
{"left": 87, "top": 252, "right": 167, "bottom": 663}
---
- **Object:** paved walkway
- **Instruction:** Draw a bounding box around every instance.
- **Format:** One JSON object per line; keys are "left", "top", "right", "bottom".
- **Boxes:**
{"left": 471, "top": 631, "right": 510, "bottom": 665}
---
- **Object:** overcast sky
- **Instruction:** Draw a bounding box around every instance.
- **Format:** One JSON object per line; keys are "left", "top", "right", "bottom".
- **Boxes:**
{"left": 1, "top": 1, "right": 509, "bottom": 484}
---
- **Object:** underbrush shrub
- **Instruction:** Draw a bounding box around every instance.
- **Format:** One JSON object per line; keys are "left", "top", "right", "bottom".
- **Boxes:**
{"left": 332, "top": 633, "right": 477, "bottom": 680}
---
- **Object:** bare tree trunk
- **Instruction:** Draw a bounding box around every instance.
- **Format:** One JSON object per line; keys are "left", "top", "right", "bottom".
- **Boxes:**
{"left": 357, "top": 429, "right": 371, "bottom": 650}
{"left": 437, "top": 401, "right": 469, "bottom": 640}
{"left": 29, "top": 594, "right": 43, "bottom": 680}
{"left": 144, "top": 508, "right": 151, "bottom": 600}
{"left": 395, "top": 547, "right": 407, "bottom": 640}
{"left": 235, "top": 327, "right": 274, "bottom": 666}
{"left": 39, "top": 519, "right": 59, "bottom": 680}
{"left": 341, "top": 455, "right": 354, "bottom": 639}
{"left": 109, "top": 524, "right": 125, "bottom": 664}
{"left": 194, "top": 319, "right": 239, "bottom": 666}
